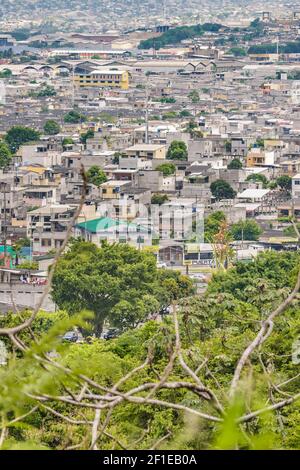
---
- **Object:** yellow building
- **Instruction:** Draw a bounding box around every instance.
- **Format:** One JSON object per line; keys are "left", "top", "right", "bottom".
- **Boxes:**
{"left": 74, "top": 68, "right": 129, "bottom": 90}
{"left": 100, "top": 181, "right": 129, "bottom": 199}
{"left": 249, "top": 53, "right": 279, "bottom": 62}
{"left": 124, "top": 144, "right": 166, "bottom": 160}
{"left": 246, "top": 148, "right": 275, "bottom": 167}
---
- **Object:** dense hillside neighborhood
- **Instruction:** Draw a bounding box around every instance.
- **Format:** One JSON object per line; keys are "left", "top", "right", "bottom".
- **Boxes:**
{"left": 0, "top": 0, "right": 299, "bottom": 454}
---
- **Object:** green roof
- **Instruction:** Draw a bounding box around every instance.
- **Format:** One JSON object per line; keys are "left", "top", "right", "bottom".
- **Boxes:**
{"left": 76, "top": 217, "right": 150, "bottom": 234}
{"left": 0, "top": 246, "right": 15, "bottom": 255}
{"left": 76, "top": 217, "right": 124, "bottom": 233}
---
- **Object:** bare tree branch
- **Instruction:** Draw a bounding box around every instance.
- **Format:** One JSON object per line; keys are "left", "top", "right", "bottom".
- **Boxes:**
{"left": 230, "top": 265, "right": 300, "bottom": 398}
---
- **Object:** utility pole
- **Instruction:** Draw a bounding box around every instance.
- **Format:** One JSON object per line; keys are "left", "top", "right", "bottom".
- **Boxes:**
{"left": 0, "top": 182, "right": 7, "bottom": 267}
{"left": 163, "top": 0, "right": 167, "bottom": 20}
{"left": 72, "top": 63, "right": 75, "bottom": 108}
{"left": 241, "top": 226, "right": 244, "bottom": 250}
{"left": 145, "top": 75, "right": 149, "bottom": 144}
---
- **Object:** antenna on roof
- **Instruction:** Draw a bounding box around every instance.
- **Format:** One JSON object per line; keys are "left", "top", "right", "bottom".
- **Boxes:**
{"left": 163, "top": 0, "right": 167, "bottom": 20}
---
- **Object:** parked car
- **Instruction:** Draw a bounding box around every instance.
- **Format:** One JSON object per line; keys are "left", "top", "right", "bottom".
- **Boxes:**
{"left": 159, "top": 305, "right": 171, "bottom": 316}
{"left": 103, "top": 328, "right": 121, "bottom": 340}
{"left": 190, "top": 273, "right": 207, "bottom": 280}
{"left": 62, "top": 331, "right": 79, "bottom": 343}
{"left": 157, "top": 262, "right": 167, "bottom": 268}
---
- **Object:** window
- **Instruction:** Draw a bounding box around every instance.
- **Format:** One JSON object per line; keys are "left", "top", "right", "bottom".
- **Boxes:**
{"left": 185, "top": 253, "right": 198, "bottom": 261}
{"left": 200, "top": 252, "right": 213, "bottom": 260}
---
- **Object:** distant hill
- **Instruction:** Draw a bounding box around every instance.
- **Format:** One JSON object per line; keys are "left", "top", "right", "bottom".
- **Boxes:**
{"left": 138, "top": 23, "right": 224, "bottom": 50}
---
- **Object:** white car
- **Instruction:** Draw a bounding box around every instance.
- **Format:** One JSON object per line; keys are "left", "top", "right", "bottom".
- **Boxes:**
{"left": 157, "top": 262, "right": 167, "bottom": 268}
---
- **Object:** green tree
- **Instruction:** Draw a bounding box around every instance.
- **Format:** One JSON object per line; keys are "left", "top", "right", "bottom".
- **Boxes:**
{"left": 80, "top": 129, "right": 94, "bottom": 145}
{"left": 43, "top": 120, "right": 60, "bottom": 135}
{"left": 227, "top": 158, "right": 242, "bottom": 169}
{"left": 204, "top": 211, "right": 226, "bottom": 242}
{"left": 0, "top": 250, "right": 299, "bottom": 449}
{"left": 210, "top": 180, "right": 236, "bottom": 200}
{"left": 225, "top": 140, "right": 232, "bottom": 152}
{"left": 188, "top": 90, "right": 200, "bottom": 103}
{"left": 246, "top": 173, "right": 268, "bottom": 188}
{"left": 52, "top": 241, "right": 193, "bottom": 336}
{"left": 86, "top": 166, "right": 107, "bottom": 187}
{"left": 162, "top": 111, "right": 178, "bottom": 120}
{"left": 255, "top": 138, "right": 264, "bottom": 148}
{"left": 276, "top": 175, "right": 292, "bottom": 191}
{"left": 18, "top": 261, "right": 39, "bottom": 270}
{"left": 5, "top": 126, "right": 40, "bottom": 153}
{"left": 156, "top": 162, "right": 176, "bottom": 176}
{"left": 230, "top": 220, "right": 262, "bottom": 241}
{"left": 229, "top": 47, "right": 246, "bottom": 57}
{"left": 184, "top": 120, "right": 199, "bottom": 137}
{"left": 62, "top": 137, "right": 74, "bottom": 148}
{"left": 64, "top": 110, "right": 86, "bottom": 124}
{"left": 166, "top": 140, "right": 188, "bottom": 161}
{"left": 151, "top": 194, "right": 169, "bottom": 205}
{"left": 160, "top": 96, "right": 176, "bottom": 103}
{"left": 179, "top": 109, "right": 192, "bottom": 118}
{"left": 12, "top": 237, "right": 30, "bottom": 265}
{"left": 0, "top": 68, "right": 12, "bottom": 78}
{"left": 112, "top": 151, "right": 122, "bottom": 164}
{"left": 36, "top": 84, "right": 56, "bottom": 97}
{"left": 0, "top": 140, "right": 12, "bottom": 168}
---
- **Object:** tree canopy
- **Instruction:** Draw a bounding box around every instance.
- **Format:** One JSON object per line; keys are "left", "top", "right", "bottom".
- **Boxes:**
{"left": 188, "top": 90, "right": 200, "bottom": 103}
{"left": 166, "top": 140, "right": 188, "bottom": 161}
{"left": 138, "top": 23, "right": 222, "bottom": 50}
{"left": 64, "top": 110, "right": 87, "bottom": 124}
{"left": 204, "top": 211, "right": 226, "bottom": 242}
{"left": 5, "top": 126, "right": 40, "bottom": 153}
{"left": 52, "top": 241, "right": 194, "bottom": 336}
{"left": 227, "top": 158, "right": 243, "bottom": 169}
{"left": 80, "top": 129, "right": 94, "bottom": 145}
{"left": 210, "top": 179, "right": 236, "bottom": 200}
{"left": 246, "top": 173, "right": 268, "bottom": 187}
{"left": 230, "top": 219, "right": 262, "bottom": 241}
{"left": 86, "top": 166, "right": 107, "bottom": 187}
{"left": 0, "top": 68, "right": 12, "bottom": 78}
{"left": 0, "top": 140, "right": 12, "bottom": 169}
{"left": 156, "top": 162, "right": 176, "bottom": 177}
{"left": 276, "top": 175, "right": 292, "bottom": 191}
{"left": 43, "top": 120, "right": 60, "bottom": 135}
{"left": 0, "top": 250, "right": 299, "bottom": 450}
{"left": 151, "top": 193, "right": 169, "bottom": 205}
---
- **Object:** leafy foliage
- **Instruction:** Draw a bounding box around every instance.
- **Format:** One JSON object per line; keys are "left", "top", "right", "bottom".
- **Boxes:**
{"left": 276, "top": 175, "right": 292, "bottom": 191}
{"left": 64, "top": 110, "right": 87, "bottom": 124}
{"left": 227, "top": 158, "right": 242, "bottom": 169}
{"left": 0, "top": 140, "right": 12, "bottom": 168}
{"left": 230, "top": 220, "right": 262, "bottom": 241}
{"left": 246, "top": 173, "right": 268, "bottom": 188}
{"left": 151, "top": 194, "right": 169, "bottom": 205}
{"left": 210, "top": 179, "right": 236, "bottom": 200}
{"left": 43, "top": 120, "right": 60, "bottom": 135}
{"left": 166, "top": 140, "right": 188, "bottom": 161}
{"left": 52, "top": 241, "right": 194, "bottom": 336}
{"left": 5, "top": 126, "right": 40, "bottom": 153}
{"left": 204, "top": 211, "right": 226, "bottom": 242}
{"left": 138, "top": 23, "right": 222, "bottom": 50}
{"left": 86, "top": 166, "right": 107, "bottom": 186}
{"left": 0, "top": 250, "right": 299, "bottom": 450}
{"left": 156, "top": 162, "right": 176, "bottom": 177}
